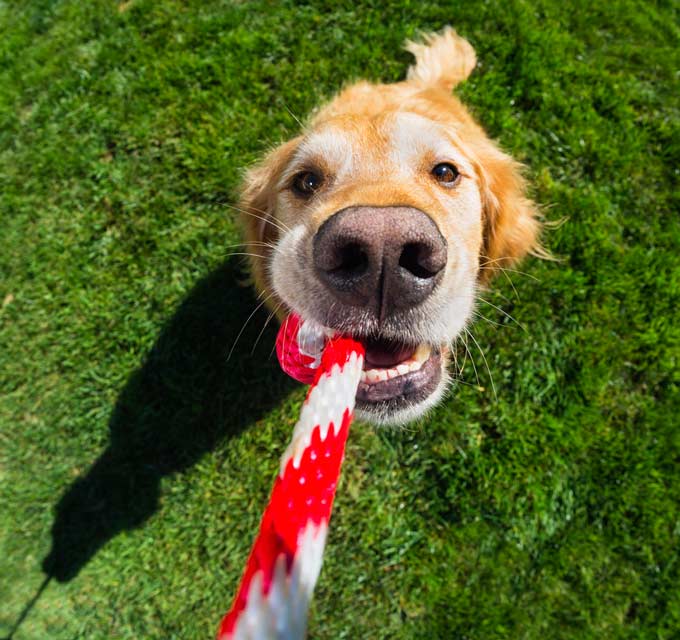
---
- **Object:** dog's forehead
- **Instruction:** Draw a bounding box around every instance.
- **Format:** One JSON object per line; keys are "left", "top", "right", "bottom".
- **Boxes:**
{"left": 386, "top": 112, "right": 474, "bottom": 175}
{"left": 294, "top": 126, "right": 356, "bottom": 175}
{"left": 295, "top": 112, "right": 474, "bottom": 176}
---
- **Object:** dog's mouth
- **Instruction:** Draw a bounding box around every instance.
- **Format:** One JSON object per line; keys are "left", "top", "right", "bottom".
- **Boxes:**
{"left": 354, "top": 335, "right": 443, "bottom": 411}
{"left": 292, "top": 313, "right": 449, "bottom": 423}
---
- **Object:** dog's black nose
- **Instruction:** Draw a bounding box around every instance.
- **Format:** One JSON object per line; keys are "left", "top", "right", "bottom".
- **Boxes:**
{"left": 313, "top": 206, "right": 447, "bottom": 320}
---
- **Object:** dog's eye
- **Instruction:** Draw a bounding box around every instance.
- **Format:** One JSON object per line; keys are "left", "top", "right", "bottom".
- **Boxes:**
{"left": 432, "top": 162, "right": 459, "bottom": 186}
{"left": 292, "top": 171, "right": 323, "bottom": 196}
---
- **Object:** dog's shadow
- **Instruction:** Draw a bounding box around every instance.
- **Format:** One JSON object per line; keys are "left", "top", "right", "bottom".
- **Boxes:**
{"left": 41, "top": 259, "right": 294, "bottom": 583}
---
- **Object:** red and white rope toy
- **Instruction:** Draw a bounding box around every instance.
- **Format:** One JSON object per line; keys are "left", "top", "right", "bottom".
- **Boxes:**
{"left": 217, "top": 314, "right": 365, "bottom": 639}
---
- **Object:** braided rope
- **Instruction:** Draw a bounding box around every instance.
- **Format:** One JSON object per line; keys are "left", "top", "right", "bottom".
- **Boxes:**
{"left": 217, "top": 315, "right": 365, "bottom": 639}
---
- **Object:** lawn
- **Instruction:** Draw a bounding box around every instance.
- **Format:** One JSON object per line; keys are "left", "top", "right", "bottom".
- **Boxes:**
{"left": 1, "top": 0, "right": 678, "bottom": 638}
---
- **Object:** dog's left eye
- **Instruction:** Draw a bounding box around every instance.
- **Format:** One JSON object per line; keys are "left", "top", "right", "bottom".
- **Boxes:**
{"left": 432, "top": 162, "right": 459, "bottom": 186}
{"left": 292, "top": 171, "right": 323, "bottom": 196}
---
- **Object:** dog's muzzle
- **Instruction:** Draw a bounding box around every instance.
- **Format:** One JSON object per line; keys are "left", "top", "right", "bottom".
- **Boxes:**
{"left": 312, "top": 206, "right": 447, "bottom": 322}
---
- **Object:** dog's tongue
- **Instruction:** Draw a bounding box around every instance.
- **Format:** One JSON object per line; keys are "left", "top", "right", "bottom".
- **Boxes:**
{"left": 364, "top": 338, "right": 414, "bottom": 368}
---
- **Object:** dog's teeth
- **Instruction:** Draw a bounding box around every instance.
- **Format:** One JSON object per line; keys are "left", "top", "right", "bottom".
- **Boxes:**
{"left": 414, "top": 343, "right": 431, "bottom": 364}
{"left": 399, "top": 358, "right": 424, "bottom": 373}
{"left": 359, "top": 345, "right": 433, "bottom": 385}
{"left": 366, "top": 370, "right": 382, "bottom": 383}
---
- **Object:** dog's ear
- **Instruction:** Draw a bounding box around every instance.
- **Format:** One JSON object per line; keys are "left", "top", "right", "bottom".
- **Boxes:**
{"left": 239, "top": 137, "right": 301, "bottom": 294}
{"left": 475, "top": 144, "right": 542, "bottom": 282}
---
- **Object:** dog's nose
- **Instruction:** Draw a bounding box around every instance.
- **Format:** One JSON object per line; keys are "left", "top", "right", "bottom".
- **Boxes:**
{"left": 313, "top": 206, "right": 447, "bottom": 319}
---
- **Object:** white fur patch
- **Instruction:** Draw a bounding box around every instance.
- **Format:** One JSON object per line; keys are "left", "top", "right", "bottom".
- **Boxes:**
{"left": 387, "top": 112, "right": 475, "bottom": 178}
{"left": 282, "top": 127, "right": 355, "bottom": 185}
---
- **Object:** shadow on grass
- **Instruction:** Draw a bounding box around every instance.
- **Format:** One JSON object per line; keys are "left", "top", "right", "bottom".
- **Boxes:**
{"left": 41, "top": 259, "right": 293, "bottom": 582}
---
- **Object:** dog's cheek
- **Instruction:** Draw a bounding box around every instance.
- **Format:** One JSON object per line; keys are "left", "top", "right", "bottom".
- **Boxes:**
{"left": 442, "top": 182, "right": 485, "bottom": 263}
{"left": 428, "top": 233, "right": 478, "bottom": 344}
{"left": 270, "top": 225, "right": 313, "bottom": 315}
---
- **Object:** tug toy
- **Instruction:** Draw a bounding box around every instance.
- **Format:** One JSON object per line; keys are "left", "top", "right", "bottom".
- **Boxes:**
{"left": 217, "top": 314, "right": 365, "bottom": 639}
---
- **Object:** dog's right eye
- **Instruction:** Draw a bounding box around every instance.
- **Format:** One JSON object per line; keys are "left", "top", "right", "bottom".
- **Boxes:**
{"left": 292, "top": 171, "right": 323, "bottom": 197}
{"left": 432, "top": 162, "right": 459, "bottom": 186}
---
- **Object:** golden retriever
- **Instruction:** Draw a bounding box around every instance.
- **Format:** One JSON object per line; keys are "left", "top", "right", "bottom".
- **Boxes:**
{"left": 239, "top": 27, "right": 542, "bottom": 425}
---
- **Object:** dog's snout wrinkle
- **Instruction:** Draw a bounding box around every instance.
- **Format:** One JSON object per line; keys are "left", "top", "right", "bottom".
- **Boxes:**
{"left": 313, "top": 206, "right": 447, "bottom": 319}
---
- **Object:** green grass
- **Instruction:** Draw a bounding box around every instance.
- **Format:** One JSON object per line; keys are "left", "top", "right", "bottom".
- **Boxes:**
{"left": 1, "top": 0, "right": 678, "bottom": 638}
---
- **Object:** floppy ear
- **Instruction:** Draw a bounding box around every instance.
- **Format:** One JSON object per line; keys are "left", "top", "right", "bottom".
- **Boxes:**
{"left": 475, "top": 144, "right": 542, "bottom": 282}
{"left": 239, "top": 137, "right": 301, "bottom": 297}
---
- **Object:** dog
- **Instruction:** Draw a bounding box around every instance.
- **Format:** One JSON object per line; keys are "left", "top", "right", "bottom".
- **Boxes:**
{"left": 239, "top": 27, "right": 543, "bottom": 425}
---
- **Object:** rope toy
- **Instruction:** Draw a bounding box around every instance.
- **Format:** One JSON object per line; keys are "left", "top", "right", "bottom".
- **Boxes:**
{"left": 217, "top": 314, "right": 365, "bottom": 639}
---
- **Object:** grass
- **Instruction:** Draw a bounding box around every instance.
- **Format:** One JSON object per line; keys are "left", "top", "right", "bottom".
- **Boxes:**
{"left": 1, "top": 0, "right": 678, "bottom": 638}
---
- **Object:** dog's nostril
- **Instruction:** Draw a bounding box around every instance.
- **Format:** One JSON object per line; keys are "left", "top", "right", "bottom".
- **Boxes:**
{"left": 331, "top": 242, "right": 369, "bottom": 276}
{"left": 398, "top": 242, "right": 444, "bottom": 279}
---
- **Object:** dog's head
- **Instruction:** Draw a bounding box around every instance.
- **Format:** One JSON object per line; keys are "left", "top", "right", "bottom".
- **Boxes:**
{"left": 239, "top": 28, "right": 541, "bottom": 424}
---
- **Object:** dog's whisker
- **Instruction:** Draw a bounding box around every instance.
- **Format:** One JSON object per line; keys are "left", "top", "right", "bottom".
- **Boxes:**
{"left": 239, "top": 210, "right": 292, "bottom": 236}
{"left": 492, "top": 290, "right": 515, "bottom": 306}
{"left": 268, "top": 307, "right": 291, "bottom": 360}
{"left": 465, "top": 327, "right": 497, "bottom": 401}
{"left": 283, "top": 102, "right": 307, "bottom": 131}
{"left": 234, "top": 203, "right": 292, "bottom": 231}
{"left": 221, "top": 251, "right": 268, "bottom": 261}
{"left": 222, "top": 203, "right": 292, "bottom": 235}
{"left": 478, "top": 263, "right": 530, "bottom": 302}
{"left": 223, "top": 241, "right": 278, "bottom": 250}
{"left": 475, "top": 296, "right": 526, "bottom": 332}
{"left": 451, "top": 342, "right": 463, "bottom": 378}
{"left": 220, "top": 200, "right": 286, "bottom": 222}
{"left": 220, "top": 242, "right": 278, "bottom": 259}
{"left": 210, "top": 198, "right": 253, "bottom": 214}
{"left": 447, "top": 342, "right": 484, "bottom": 390}
{"left": 498, "top": 267, "right": 520, "bottom": 300}
{"left": 478, "top": 259, "right": 540, "bottom": 282}
{"left": 460, "top": 331, "right": 481, "bottom": 389}
{"left": 453, "top": 335, "right": 469, "bottom": 378}
{"left": 252, "top": 301, "right": 283, "bottom": 356}
{"left": 448, "top": 338, "right": 462, "bottom": 377}
{"left": 478, "top": 264, "right": 539, "bottom": 281}
{"left": 471, "top": 310, "right": 504, "bottom": 329}
{"left": 228, "top": 291, "right": 277, "bottom": 361}
{"left": 479, "top": 256, "right": 517, "bottom": 267}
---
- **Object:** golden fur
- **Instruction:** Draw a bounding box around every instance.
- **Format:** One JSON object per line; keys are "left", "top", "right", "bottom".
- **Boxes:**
{"left": 236, "top": 27, "right": 542, "bottom": 422}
